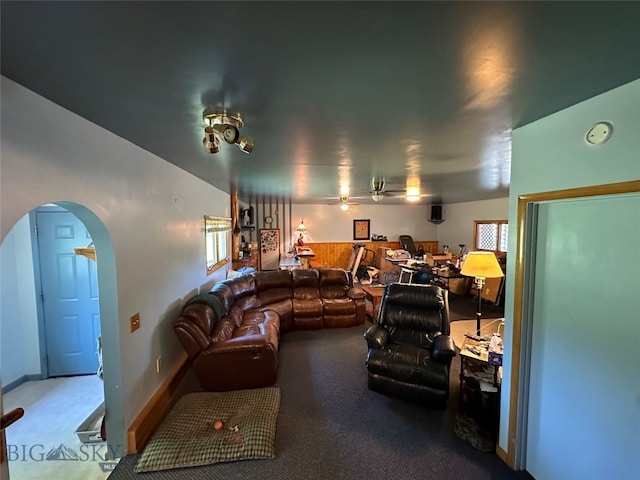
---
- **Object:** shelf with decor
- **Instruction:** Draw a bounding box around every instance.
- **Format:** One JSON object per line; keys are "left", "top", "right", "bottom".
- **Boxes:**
{"left": 232, "top": 249, "right": 258, "bottom": 270}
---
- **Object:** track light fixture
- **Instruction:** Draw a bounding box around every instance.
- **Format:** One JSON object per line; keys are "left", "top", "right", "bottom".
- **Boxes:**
{"left": 202, "top": 126, "right": 220, "bottom": 153}
{"left": 202, "top": 111, "right": 254, "bottom": 154}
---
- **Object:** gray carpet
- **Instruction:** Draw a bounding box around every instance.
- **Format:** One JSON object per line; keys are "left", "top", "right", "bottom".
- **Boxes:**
{"left": 108, "top": 325, "right": 531, "bottom": 480}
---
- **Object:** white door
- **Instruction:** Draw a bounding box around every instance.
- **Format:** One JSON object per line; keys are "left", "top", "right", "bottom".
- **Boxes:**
{"left": 526, "top": 194, "right": 640, "bottom": 479}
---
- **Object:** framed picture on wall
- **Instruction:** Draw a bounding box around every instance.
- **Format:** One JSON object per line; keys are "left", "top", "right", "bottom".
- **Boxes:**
{"left": 353, "top": 219, "right": 370, "bottom": 240}
{"left": 259, "top": 228, "right": 280, "bottom": 270}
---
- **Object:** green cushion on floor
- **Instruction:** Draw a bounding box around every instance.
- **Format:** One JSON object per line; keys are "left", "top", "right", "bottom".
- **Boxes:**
{"left": 135, "top": 387, "right": 280, "bottom": 473}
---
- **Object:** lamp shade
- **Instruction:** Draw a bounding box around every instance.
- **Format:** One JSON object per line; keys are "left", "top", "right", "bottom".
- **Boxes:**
{"left": 296, "top": 221, "right": 307, "bottom": 233}
{"left": 460, "top": 251, "right": 504, "bottom": 278}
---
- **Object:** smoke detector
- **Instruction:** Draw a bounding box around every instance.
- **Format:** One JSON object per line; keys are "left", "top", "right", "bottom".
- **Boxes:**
{"left": 585, "top": 122, "right": 613, "bottom": 145}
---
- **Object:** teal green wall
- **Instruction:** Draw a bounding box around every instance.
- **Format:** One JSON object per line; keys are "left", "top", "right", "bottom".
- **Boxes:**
{"left": 503, "top": 79, "right": 640, "bottom": 464}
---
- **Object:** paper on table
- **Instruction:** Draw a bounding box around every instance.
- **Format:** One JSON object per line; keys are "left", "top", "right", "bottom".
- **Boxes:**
{"left": 480, "top": 381, "right": 498, "bottom": 393}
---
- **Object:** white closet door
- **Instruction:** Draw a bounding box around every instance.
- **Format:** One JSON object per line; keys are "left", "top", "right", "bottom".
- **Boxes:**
{"left": 526, "top": 194, "right": 639, "bottom": 479}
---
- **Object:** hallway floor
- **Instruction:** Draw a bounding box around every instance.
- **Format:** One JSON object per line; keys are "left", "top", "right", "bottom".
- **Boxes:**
{"left": 3, "top": 374, "right": 117, "bottom": 479}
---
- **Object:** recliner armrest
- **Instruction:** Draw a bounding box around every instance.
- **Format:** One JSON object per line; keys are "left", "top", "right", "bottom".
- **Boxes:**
{"left": 347, "top": 288, "right": 366, "bottom": 300}
{"left": 432, "top": 334, "right": 456, "bottom": 362}
{"left": 364, "top": 325, "right": 388, "bottom": 349}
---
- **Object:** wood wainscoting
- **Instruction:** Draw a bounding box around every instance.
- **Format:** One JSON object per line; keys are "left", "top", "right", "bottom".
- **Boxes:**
{"left": 303, "top": 240, "right": 439, "bottom": 269}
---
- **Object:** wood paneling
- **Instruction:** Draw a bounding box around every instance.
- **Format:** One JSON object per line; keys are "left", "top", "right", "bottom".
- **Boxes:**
{"left": 303, "top": 240, "right": 439, "bottom": 269}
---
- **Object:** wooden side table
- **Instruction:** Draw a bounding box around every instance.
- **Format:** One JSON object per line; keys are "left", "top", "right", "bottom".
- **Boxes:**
{"left": 459, "top": 336, "right": 501, "bottom": 441}
{"left": 296, "top": 247, "right": 316, "bottom": 268}
{"left": 361, "top": 285, "right": 385, "bottom": 323}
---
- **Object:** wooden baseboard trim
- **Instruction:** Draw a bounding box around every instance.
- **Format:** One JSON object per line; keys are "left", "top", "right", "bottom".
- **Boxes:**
{"left": 496, "top": 444, "right": 509, "bottom": 464}
{"left": 126, "top": 353, "right": 189, "bottom": 453}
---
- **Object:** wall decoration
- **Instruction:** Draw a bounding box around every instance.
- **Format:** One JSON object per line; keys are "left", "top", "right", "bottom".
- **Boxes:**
{"left": 259, "top": 228, "right": 280, "bottom": 270}
{"left": 353, "top": 219, "right": 370, "bottom": 240}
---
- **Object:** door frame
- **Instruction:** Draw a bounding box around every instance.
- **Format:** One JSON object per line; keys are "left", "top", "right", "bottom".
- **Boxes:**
{"left": 506, "top": 179, "right": 640, "bottom": 468}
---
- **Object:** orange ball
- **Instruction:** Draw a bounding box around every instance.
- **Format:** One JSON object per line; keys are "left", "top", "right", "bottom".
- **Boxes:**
{"left": 213, "top": 420, "right": 223, "bottom": 430}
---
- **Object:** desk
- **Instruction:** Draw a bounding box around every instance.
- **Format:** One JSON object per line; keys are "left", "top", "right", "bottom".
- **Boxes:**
{"left": 397, "top": 262, "right": 470, "bottom": 295}
{"left": 279, "top": 256, "right": 301, "bottom": 270}
{"left": 361, "top": 285, "right": 385, "bottom": 323}
{"left": 384, "top": 257, "right": 411, "bottom": 265}
{"left": 296, "top": 247, "right": 315, "bottom": 268}
{"left": 431, "top": 270, "right": 470, "bottom": 295}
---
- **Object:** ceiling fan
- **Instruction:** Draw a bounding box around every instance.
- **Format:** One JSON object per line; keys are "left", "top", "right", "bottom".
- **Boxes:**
{"left": 368, "top": 179, "right": 406, "bottom": 202}
{"left": 325, "top": 195, "right": 360, "bottom": 211}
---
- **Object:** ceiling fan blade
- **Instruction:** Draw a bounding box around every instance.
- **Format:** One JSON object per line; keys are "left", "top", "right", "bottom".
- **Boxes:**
{"left": 382, "top": 189, "right": 407, "bottom": 194}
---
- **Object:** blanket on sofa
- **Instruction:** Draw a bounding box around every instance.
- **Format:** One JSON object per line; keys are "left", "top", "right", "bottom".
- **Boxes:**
{"left": 187, "top": 293, "right": 227, "bottom": 318}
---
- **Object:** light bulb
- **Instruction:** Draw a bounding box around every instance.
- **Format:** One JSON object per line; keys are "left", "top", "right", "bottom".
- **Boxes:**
{"left": 340, "top": 203, "right": 349, "bottom": 211}
{"left": 406, "top": 186, "right": 420, "bottom": 202}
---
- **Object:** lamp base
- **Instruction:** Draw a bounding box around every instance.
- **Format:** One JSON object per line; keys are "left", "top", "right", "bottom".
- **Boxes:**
{"left": 475, "top": 277, "right": 485, "bottom": 336}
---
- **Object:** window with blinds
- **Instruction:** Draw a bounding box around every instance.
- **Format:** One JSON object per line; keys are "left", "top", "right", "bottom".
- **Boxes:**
{"left": 205, "top": 216, "right": 232, "bottom": 274}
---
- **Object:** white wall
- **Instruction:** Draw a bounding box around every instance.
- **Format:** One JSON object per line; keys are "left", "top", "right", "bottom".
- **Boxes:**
{"left": 0, "top": 77, "right": 230, "bottom": 450}
{"left": 502, "top": 78, "right": 640, "bottom": 466}
{"left": 289, "top": 204, "right": 438, "bottom": 246}
{"left": 0, "top": 215, "right": 40, "bottom": 386}
{"left": 436, "top": 198, "right": 509, "bottom": 252}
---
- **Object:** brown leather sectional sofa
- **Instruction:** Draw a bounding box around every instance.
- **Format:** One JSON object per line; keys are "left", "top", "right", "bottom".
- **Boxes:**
{"left": 173, "top": 268, "right": 366, "bottom": 391}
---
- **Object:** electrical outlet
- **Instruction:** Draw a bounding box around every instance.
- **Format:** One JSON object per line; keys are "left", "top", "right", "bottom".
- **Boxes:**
{"left": 156, "top": 356, "right": 163, "bottom": 373}
{"left": 130, "top": 313, "right": 140, "bottom": 332}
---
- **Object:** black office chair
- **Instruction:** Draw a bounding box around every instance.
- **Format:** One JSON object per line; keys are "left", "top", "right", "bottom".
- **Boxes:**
{"left": 398, "top": 235, "right": 417, "bottom": 257}
{"left": 363, "top": 283, "right": 457, "bottom": 407}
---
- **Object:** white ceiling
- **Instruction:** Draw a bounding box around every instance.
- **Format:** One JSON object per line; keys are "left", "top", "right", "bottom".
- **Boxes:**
{"left": 2, "top": 1, "right": 639, "bottom": 205}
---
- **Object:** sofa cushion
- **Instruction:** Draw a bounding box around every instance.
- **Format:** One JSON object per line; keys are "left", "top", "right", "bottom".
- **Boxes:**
{"left": 227, "top": 274, "right": 257, "bottom": 297}
{"left": 366, "top": 344, "right": 449, "bottom": 391}
{"left": 293, "top": 298, "right": 323, "bottom": 317}
{"left": 255, "top": 270, "right": 293, "bottom": 301}
{"left": 173, "top": 303, "right": 217, "bottom": 359}
{"left": 234, "top": 293, "right": 260, "bottom": 312}
{"left": 233, "top": 320, "right": 279, "bottom": 352}
{"left": 260, "top": 299, "right": 293, "bottom": 332}
{"left": 227, "top": 305, "right": 246, "bottom": 328}
{"left": 322, "top": 297, "right": 356, "bottom": 315}
{"left": 318, "top": 269, "right": 351, "bottom": 299}
{"left": 209, "top": 317, "right": 236, "bottom": 343}
{"left": 186, "top": 293, "right": 226, "bottom": 319}
{"left": 292, "top": 269, "right": 320, "bottom": 299}
{"left": 242, "top": 309, "right": 280, "bottom": 331}
{"left": 255, "top": 270, "right": 293, "bottom": 286}
{"left": 210, "top": 283, "right": 236, "bottom": 314}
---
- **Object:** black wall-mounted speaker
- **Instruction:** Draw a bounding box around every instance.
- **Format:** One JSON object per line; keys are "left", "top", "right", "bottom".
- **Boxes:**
{"left": 429, "top": 205, "right": 444, "bottom": 224}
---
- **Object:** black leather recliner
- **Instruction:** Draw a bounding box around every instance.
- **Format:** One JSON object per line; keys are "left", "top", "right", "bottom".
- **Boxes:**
{"left": 363, "top": 283, "right": 456, "bottom": 407}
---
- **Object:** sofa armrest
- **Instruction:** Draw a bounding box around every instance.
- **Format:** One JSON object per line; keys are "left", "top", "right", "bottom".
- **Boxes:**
{"left": 204, "top": 334, "right": 274, "bottom": 355}
{"left": 432, "top": 334, "right": 456, "bottom": 362}
{"left": 347, "top": 288, "right": 366, "bottom": 300}
{"left": 364, "top": 325, "right": 388, "bottom": 349}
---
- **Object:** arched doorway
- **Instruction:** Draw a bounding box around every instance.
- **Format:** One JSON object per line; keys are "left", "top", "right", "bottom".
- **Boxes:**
{"left": 0, "top": 202, "right": 124, "bottom": 477}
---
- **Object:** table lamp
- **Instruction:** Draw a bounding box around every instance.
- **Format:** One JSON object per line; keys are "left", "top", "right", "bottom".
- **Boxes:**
{"left": 460, "top": 251, "right": 504, "bottom": 336}
{"left": 296, "top": 220, "right": 308, "bottom": 246}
